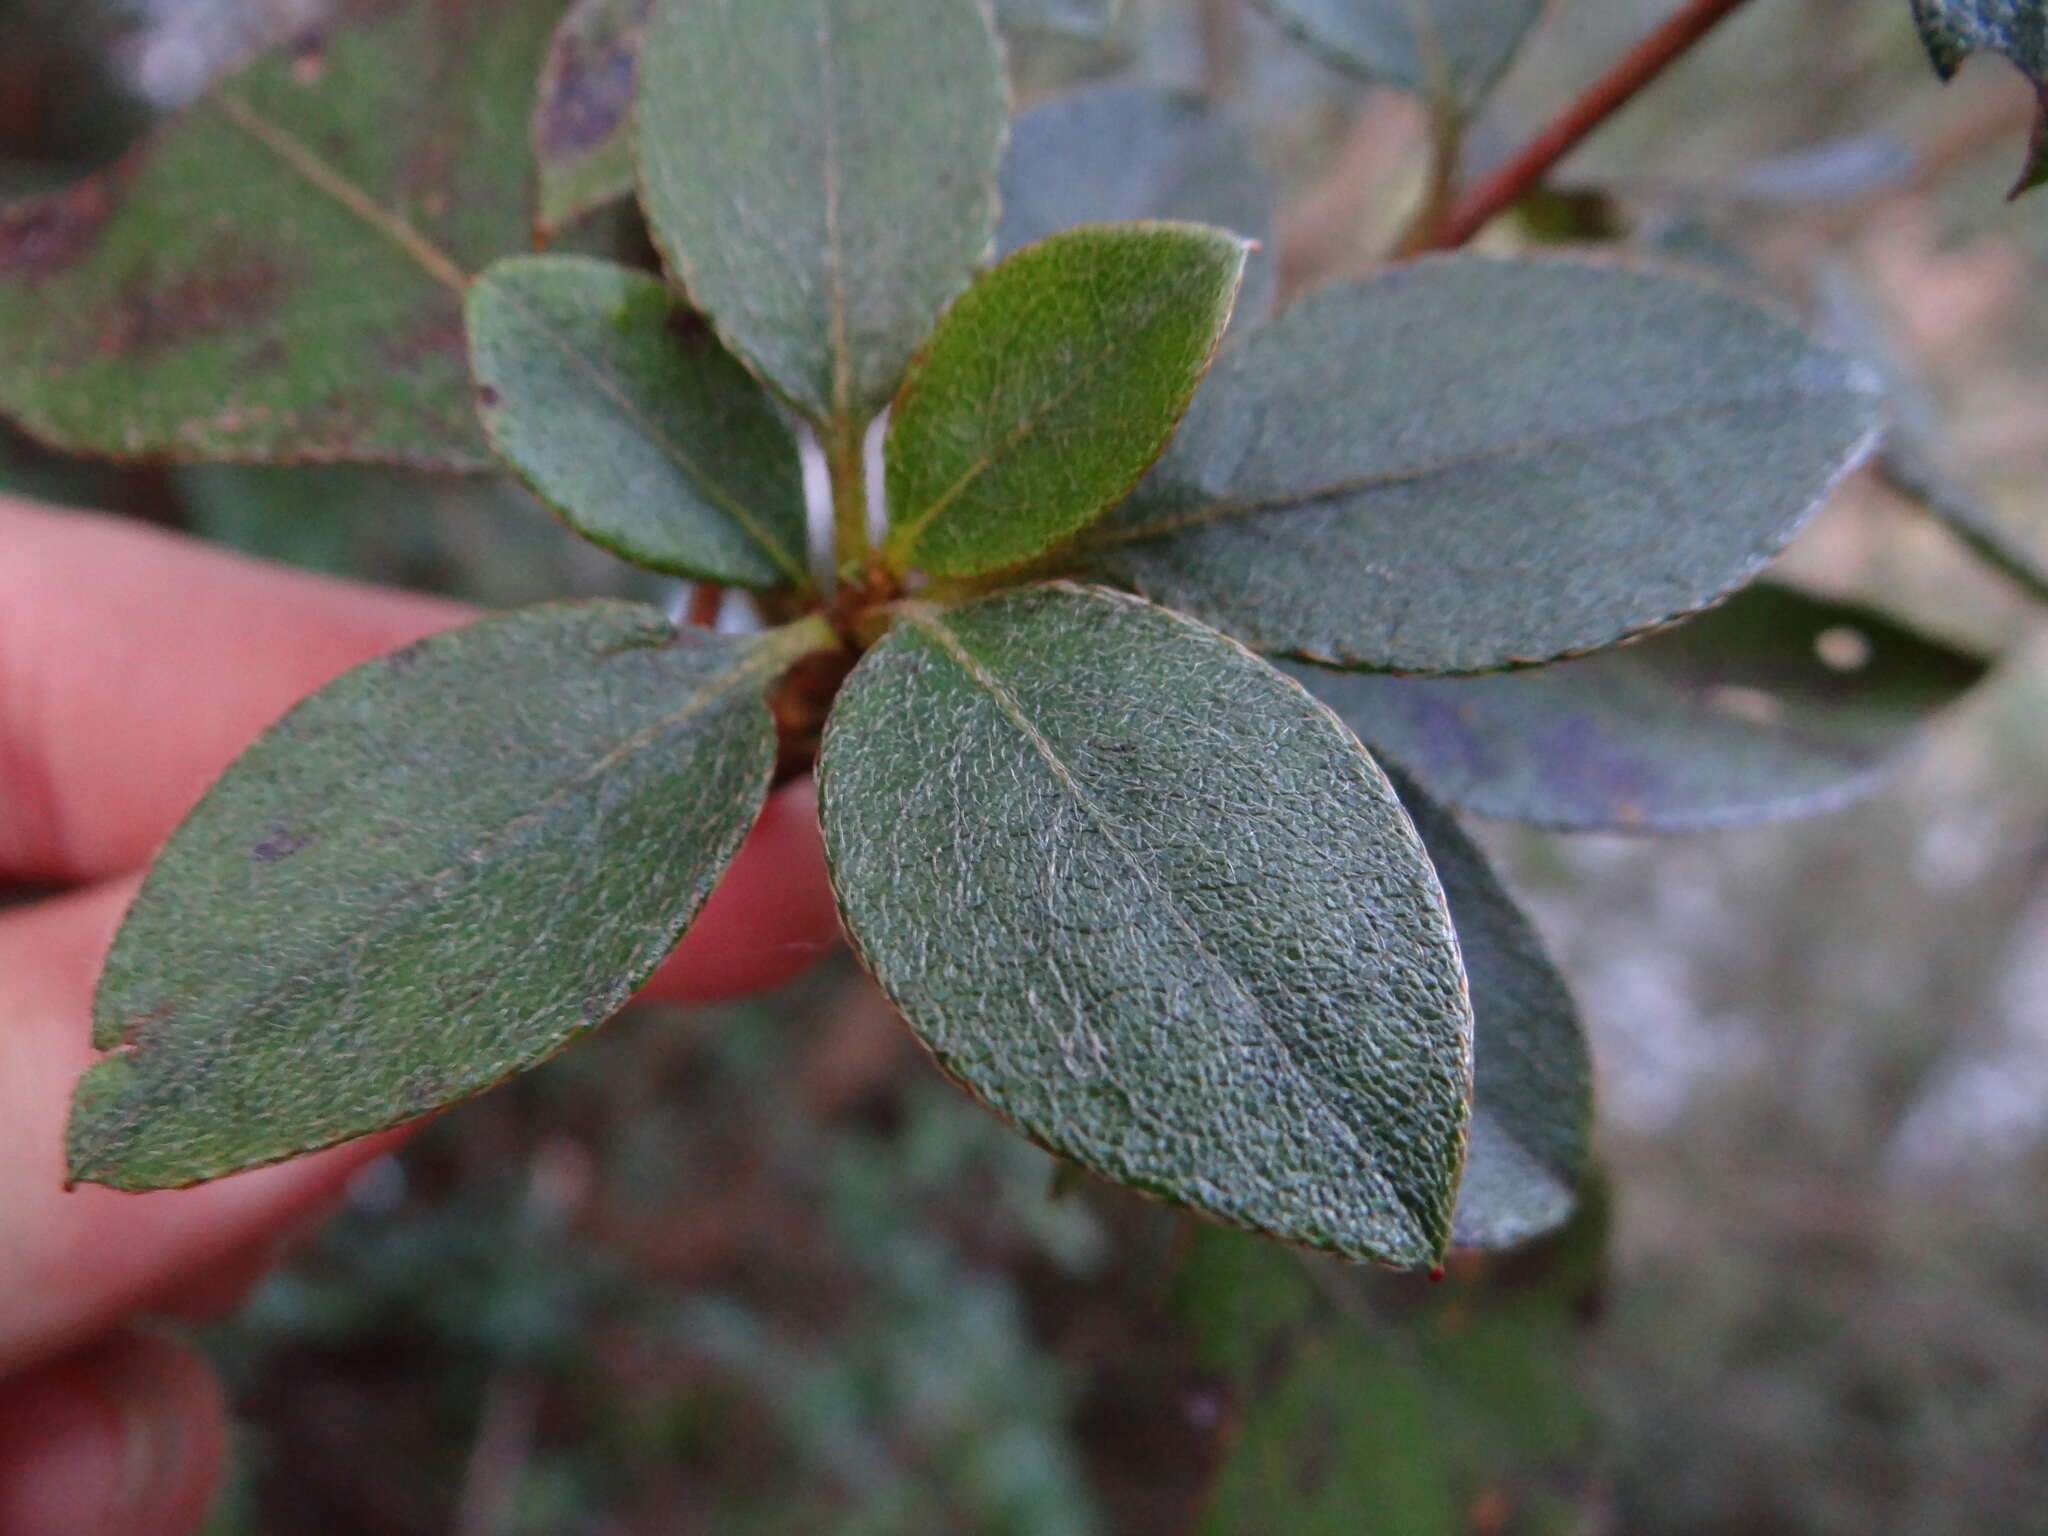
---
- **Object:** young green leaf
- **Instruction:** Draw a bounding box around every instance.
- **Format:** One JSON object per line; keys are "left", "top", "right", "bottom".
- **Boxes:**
{"left": 1911, "top": 0, "right": 2048, "bottom": 197}
{"left": 635, "top": 0, "right": 1005, "bottom": 432}
{"left": 532, "top": 0, "right": 650, "bottom": 241}
{"left": 468, "top": 256, "right": 810, "bottom": 590}
{"left": 69, "top": 605, "right": 830, "bottom": 1191}
{"left": 1387, "top": 771, "right": 1589, "bottom": 1251}
{"left": 1068, "top": 256, "right": 1884, "bottom": 674}
{"left": 0, "top": 0, "right": 560, "bottom": 469}
{"left": 1245, "top": 0, "right": 1544, "bottom": 111}
{"left": 884, "top": 224, "right": 1248, "bottom": 578}
{"left": 998, "top": 83, "right": 1276, "bottom": 319}
{"left": 818, "top": 584, "right": 1473, "bottom": 1267}
{"left": 1292, "top": 584, "right": 1988, "bottom": 833}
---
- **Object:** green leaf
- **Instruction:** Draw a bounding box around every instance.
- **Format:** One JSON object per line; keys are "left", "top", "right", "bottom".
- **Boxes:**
{"left": 1911, "top": 0, "right": 2048, "bottom": 197}
{"left": 0, "top": 0, "right": 560, "bottom": 469}
{"left": 69, "top": 606, "right": 831, "bottom": 1191}
{"left": 1245, "top": 0, "right": 1544, "bottom": 111}
{"left": 636, "top": 0, "right": 1006, "bottom": 432}
{"left": 996, "top": 0, "right": 1117, "bottom": 33}
{"left": 467, "top": 256, "right": 810, "bottom": 590}
{"left": 531, "top": 0, "right": 650, "bottom": 242}
{"left": 818, "top": 583, "right": 1473, "bottom": 1266}
{"left": 1815, "top": 269, "right": 2048, "bottom": 603}
{"left": 1387, "top": 771, "right": 1589, "bottom": 1251}
{"left": 1292, "top": 583, "right": 1988, "bottom": 833}
{"left": 998, "top": 83, "right": 1276, "bottom": 321}
{"left": 884, "top": 223, "right": 1248, "bottom": 578}
{"left": 1068, "top": 255, "right": 1884, "bottom": 675}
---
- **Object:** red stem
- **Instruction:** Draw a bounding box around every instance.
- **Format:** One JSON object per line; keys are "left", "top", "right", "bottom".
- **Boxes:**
{"left": 1430, "top": 0, "right": 1757, "bottom": 250}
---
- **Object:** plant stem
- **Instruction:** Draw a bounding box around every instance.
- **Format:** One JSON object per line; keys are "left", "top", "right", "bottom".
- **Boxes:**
{"left": 1394, "top": 98, "right": 1464, "bottom": 257}
{"left": 1428, "top": 0, "right": 1757, "bottom": 250}
{"left": 686, "top": 583, "right": 724, "bottom": 628}
{"left": 825, "top": 419, "right": 871, "bottom": 587}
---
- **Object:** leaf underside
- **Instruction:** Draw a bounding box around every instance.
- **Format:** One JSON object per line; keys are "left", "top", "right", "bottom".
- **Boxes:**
{"left": 70, "top": 605, "right": 796, "bottom": 1191}
{"left": 635, "top": 0, "right": 1006, "bottom": 430}
{"left": 885, "top": 222, "right": 1248, "bottom": 578}
{"left": 1294, "top": 583, "right": 1989, "bottom": 833}
{"left": 1910, "top": 0, "right": 2048, "bottom": 196}
{"left": 0, "top": 0, "right": 560, "bottom": 468}
{"left": 997, "top": 82, "right": 1277, "bottom": 321}
{"left": 819, "top": 583, "right": 1473, "bottom": 1267}
{"left": 1387, "top": 771, "right": 1590, "bottom": 1250}
{"left": 468, "top": 255, "right": 810, "bottom": 590}
{"left": 1068, "top": 255, "right": 1885, "bottom": 675}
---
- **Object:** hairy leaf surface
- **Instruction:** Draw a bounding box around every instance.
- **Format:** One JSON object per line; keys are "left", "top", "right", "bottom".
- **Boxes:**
{"left": 532, "top": 0, "right": 650, "bottom": 240}
{"left": 1389, "top": 772, "right": 1589, "bottom": 1250}
{"left": 819, "top": 584, "right": 1473, "bottom": 1266}
{"left": 1070, "top": 256, "right": 1884, "bottom": 674}
{"left": 468, "top": 256, "right": 809, "bottom": 589}
{"left": 70, "top": 606, "right": 823, "bottom": 1190}
{"left": 636, "top": 0, "right": 1005, "bottom": 431}
{"left": 0, "top": 0, "right": 559, "bottom": 468}
{"left": 1245, "top": 0, "right": 1544, "bottom": 110}
{"left": 1294, "top": 585, "right": 1988, "bottom": 832}
{"left": 1911, "top": 0, "right": 2048, "bottom": 196}
{"left": 998, "top": 83, "right": 1275, "bottom": 319}
{"left": 885, "top": 224, "right": 1247, "bottom": 577}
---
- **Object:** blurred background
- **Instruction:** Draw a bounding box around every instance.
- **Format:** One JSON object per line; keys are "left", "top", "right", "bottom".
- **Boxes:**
{"left": 4, "top": 0, "right": 2046, "bottom": 1529}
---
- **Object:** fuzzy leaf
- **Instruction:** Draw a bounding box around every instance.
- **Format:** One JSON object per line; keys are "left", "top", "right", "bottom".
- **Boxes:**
{"left": 468, "top": 256, "right": 810, "bottom": 590}
{"left": 636, "top": 0, "right": 1005, "bottom": 431}
{"left": 1388, "top": 771, "right": 1589, "bottom": 1250}
{"left": 69, "top": 606, "right": 825, "bottom": 1190}
{"left": 1069, "top": 256, "right": 1884, "bottom": 675}
{"left": 819, "top": 584, "right": 1473, "bottom": 1267}
{"left": 1911, "top": 0, "right": 2048, "bottom": 197}
{"left": 998, "top": 83, "right": 1276, "bottom": 319}
{"left": 1245, "top": 0, "right": 1544, "bottom": 110}
{"left": 0, "top": 0, "right": 560, "bottom": 469}
{"left": 532, "top": 0, "right": 650, "bottom": 241}
{"left": 1293, "top": 584, "right": 1987, "bottom": 833}
{"left": 885, "top": 223, "right": 1247, "bottom": 577}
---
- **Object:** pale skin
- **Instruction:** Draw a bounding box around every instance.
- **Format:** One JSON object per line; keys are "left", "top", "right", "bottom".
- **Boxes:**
{"left": 0, "top": 496, "right": 842, "bottom": 1533}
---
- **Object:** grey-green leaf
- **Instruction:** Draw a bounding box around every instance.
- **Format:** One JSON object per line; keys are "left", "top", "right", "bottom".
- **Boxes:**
{"left": 70, "top": 605, "right": 825, "bottom": 1191}
{"left": 532, "top": 0, "right": 650, "bottom": 241}
{"left": 0, "top": 0, "right": 562, "bottom": 469}
{"left": 1387, "top": 771, "right": 1589, "bottom": 1250}
{"left": 1292, "top": 583, "right": 1989, "bottom": 833}
{"left": 1815, "top": 269, "right": 2048, "bottom": 603}
{"left": 1245, "top": 0, "right": 1544, "bottom": 111}
{"left": 884, "top": 223, "right": 1248, "bottom": 578}
{"left": 998, "top": 83, "right": 1276, "bottom": 320}
{"left": 635, "top": 0, "right": 1006, "bottom": 430}
{"left": 468, "top": 256, "right": 810, "bottom": 590}
{"left": 1911, "top": 0, "right": 2048, "bottom": 197}
{"left": 1070, "top": 255, "right": 1884, "bottom": 675}
{"left": 996, "top": 0, "right": 1116, "bottom": 33}
{"left": 818, "top": 583, "right": 1473, "bottom": 1266}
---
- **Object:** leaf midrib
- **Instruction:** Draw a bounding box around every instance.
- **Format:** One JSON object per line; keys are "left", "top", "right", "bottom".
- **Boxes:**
{"left": 214, "top": 90, "right": 471, "bottom": 296}
{"left": 1079, "top": 377, "right": 1865, "bottom": 554}
{"left": 901, "top": 600, "right": 1433, "bottom": 1253}
{"left": 489, "top": 278, "right": 811, "bottom": 588}
{"left": 76, "top": 626, "right": 789, "bottom": 1172}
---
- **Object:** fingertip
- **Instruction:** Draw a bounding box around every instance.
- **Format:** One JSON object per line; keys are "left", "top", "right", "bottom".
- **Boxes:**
{"left": 0, "top": 1330, "right": 227, "bottom": 1536}
{"left": 641, "top": 777, "right": 842, "bottom": 1004}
